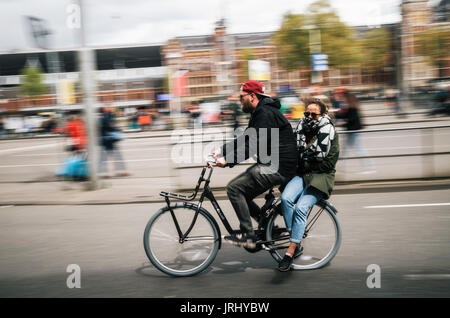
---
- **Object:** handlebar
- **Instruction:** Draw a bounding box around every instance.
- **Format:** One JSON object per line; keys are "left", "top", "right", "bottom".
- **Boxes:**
{"left": 202, "top": 154, "right": 217, "bottom": 182}
{"left": 205, "top": 154, "right": 217, "bottom": 166}
{"left": 160, "top": 155, "right": 218, "bottom": 202}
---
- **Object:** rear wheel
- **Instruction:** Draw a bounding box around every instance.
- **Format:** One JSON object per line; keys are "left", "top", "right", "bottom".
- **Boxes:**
{"left": 265, "top": 201, "right": 341, "bottom": 270}
{"left": 143, "top": 203, "right": 220, "bottom": 277}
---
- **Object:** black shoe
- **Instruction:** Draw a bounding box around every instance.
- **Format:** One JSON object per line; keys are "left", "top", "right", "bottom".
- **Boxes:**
{"left": 294, "top": 245, "right": 303, "bottom": 259}
{"left": 277, "top": 254, "right": 293, "bottom": 272}
{"left": 224, "top": 232, "right": 257, "bottom": 249}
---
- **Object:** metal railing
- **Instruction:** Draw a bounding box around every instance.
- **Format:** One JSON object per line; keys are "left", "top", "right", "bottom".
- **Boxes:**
{"left": 170, "top": 124, "right": 450, "bottom": 188}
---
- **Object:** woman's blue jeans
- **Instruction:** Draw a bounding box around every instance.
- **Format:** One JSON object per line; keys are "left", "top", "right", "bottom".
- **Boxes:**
{"left": 281, "top": 176, "right": 324, "bottom": 243}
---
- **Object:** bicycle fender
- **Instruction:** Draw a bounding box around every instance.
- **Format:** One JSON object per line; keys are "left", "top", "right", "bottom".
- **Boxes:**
{"left": 318, "top": 199, "right": 338, "bottom": 214}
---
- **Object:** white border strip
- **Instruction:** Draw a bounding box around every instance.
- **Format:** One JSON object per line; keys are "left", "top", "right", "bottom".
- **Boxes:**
{"left": 364, "top": 203, "right": 450, "bottom": 209}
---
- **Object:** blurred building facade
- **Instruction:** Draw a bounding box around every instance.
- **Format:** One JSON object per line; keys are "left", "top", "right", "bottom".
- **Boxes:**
{"left": 401, "top": 0, "right": 450, "bottom": 95}
{"left": 0, "top": 45, "right": 166, "bottom": 115}
{"left": 163, "top": 19, "right": 278, "bottom": 103}
{"left": 434, "top": 0, "right": 450, "bottom": 22}
{"left": 0, "top": 0, "right": 449, "bottom": 117}
{"left": 163, "top": 20, "right": 399, "bottom": 104}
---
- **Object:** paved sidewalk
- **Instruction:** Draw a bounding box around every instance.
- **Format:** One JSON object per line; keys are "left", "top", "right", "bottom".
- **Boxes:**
{"left": 1, "top": 176, "right": 449, "bottom": 206}
{"left": 0, "top": 177, "right": 173, "bottom": 206}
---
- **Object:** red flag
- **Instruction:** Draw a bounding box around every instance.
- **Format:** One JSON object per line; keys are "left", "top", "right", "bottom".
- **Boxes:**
{"left": 173, "top": 70, "right": 188, "bottom": 96}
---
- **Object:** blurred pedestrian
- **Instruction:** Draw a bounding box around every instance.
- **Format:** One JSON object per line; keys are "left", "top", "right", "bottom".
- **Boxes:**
{"left": 55, "top": 112, "right": 89, "bottom": 181}
{"left": 336, "top": 90, "right": 376, "bottom": 174}
{"left": 188, "top": 101, "right": 201, "bottom": 127}
{"left": 40, "top": 116, "right": 58, "bottom": 133}
{"left": 64, "top": 111, "right": 87, "bottom": 154}
{"left": 0, "top": 116, "right": 4, "bottom": 138}
{"left": 330, "top": 88, "right": 347, "bottom": 111}
{"left": 129, "top": 111, "right": 140, "bottom": 130}
{"left": 290, "top": 100, "right": 306, "bottom": 120}
{"left": 138, "top": 109, "right": 152, "bottom": 131}
{"left": 428, "top": 84, "right": 450, "bottom": 116}
{"left": 227, "top": 95, "right": 241, "bottom": 133}
{"left": 98, "top": 107, "right": 130, "bottom": 178}
{"left": 385, "top": 89, "right": 404, "bottom": 117}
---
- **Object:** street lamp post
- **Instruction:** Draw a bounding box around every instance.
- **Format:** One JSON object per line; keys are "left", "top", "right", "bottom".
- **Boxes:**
{"left": 74, "top": 0, "right": 100, "bottom": 190}
{"left": 309, "top": 29, "right": 323, "bottom": 84}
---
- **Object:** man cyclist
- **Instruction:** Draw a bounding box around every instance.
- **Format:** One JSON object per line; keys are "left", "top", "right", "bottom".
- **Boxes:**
{"left": 209, "top": 80, "right": 297, "bottom": 248}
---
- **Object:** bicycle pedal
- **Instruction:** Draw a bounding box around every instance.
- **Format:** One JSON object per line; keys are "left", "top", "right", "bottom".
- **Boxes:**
{"left": 230, "top": 240, "right": 257, "bottom": 249}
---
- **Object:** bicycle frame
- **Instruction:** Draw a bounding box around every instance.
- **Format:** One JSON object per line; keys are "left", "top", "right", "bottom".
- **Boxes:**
{"left": 160, "top": 166, "right": 236, "bottom": 242}
{"left": 148, "top": 166, "right": 341, "bottom": 275}
{"left": 159, "top": 166, "right": 337, "bottom": 248}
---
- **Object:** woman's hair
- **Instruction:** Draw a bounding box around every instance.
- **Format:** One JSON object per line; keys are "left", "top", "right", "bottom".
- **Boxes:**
{"left": 305, "top": 98, "right": 328, "bottom": 115}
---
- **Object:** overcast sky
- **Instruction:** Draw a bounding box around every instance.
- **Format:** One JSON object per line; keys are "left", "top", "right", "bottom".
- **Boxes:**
{"left": 0, "top": 0, "right": 441, "bottom": 52}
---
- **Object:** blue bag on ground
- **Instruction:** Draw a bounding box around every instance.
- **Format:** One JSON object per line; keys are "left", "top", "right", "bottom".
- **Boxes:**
{"left": 56, "top": 157, "right": 89, "bottom": 180}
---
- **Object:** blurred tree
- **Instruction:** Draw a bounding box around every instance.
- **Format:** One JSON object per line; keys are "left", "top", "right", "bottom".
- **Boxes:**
{"left": 240, "top": 49, "right": 256, "bottom": 80}
{"left": 163, "top": 74, "right": 171, "bottom": 93}
{"left": 272, "top": 13, "right": 310, "bottom": 71}
{"left": 19, "top": 66, "right": 47, "bottom": 97}
{"left": 272, "top": 0, "right": 361, "bottom": 72}
{"left": 307, "top": 0, "right": 362, "bottom": 68}
{"left": 359, "top": 27, "right": 394, "bottom": 73}
{"left": 416, "top": 26, "right": 450, "bottom": 78}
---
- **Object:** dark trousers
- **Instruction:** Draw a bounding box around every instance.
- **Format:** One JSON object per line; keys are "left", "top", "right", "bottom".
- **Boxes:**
{"left": 226, "top": 164, "right": 288, "bottom": 235}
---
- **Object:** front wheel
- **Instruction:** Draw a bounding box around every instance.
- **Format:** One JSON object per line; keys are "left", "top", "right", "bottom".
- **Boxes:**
{"left": 265, "top": 201, "right": 341, "bottom": 270}
{"left": 143, "top": 203, "right": 220, "bottom": 277}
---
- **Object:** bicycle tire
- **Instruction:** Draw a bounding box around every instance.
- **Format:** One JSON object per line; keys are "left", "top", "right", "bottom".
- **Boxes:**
{"left": 143, "top": 203, "right": 221, "bottom": 277}
{"left": 265, "top": 200, "right": 341, "bottom": 270}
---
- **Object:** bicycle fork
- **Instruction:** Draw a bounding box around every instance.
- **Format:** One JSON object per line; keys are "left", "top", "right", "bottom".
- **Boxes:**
{"left": 165, "top": 196, "right": 205, "bottom": 243}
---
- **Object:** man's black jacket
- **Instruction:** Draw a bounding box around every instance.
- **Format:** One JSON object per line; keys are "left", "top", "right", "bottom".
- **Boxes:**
{"left": 221, "top": 97, "right": 297, "bottom": 178}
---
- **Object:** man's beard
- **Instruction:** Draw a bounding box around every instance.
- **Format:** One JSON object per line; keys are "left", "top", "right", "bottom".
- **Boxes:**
{"left": 241, "top": 100, "right": 253, "bottom": 113}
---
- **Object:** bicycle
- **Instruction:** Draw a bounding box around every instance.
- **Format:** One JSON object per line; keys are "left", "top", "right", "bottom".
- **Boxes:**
{"left": 143, "top": 160, "right": 342, "bottom": 277}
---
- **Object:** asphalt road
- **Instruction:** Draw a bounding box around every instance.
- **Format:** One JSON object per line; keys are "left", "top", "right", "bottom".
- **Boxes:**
{"left": 0, "top": 188, "right": 449, "bottom": 298}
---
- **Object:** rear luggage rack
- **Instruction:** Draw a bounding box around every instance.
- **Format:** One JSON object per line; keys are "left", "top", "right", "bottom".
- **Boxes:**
{"left": 159, "top": 166, "right": 214, "bottom": 202}
{"left": 160, "top": 191, "right": 196, "bottom": 201}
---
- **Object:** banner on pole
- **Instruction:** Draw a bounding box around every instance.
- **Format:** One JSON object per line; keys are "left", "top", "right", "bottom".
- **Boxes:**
{"left": 311, "top": 53, "right": 328, "bottom": 72}
{"left": 248, "top": 60, "right": 271, "bottom": 81}
{"left": 173, "top": 70, "right": 188, "bottom": 97}
{"left": 59, "top": 79, "right": 76, "bottom": 105}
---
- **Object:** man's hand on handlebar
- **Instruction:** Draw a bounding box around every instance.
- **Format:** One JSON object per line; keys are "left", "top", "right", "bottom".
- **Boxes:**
{"left": 206, "top": 151, "right": 227, "bottom": 168}
{"left": 215, "top": 157, "right": 226, "bottom": 168}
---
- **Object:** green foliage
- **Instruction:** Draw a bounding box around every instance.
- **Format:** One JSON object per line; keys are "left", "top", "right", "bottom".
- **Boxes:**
{"left": 240, "top": 49, "right": 256, "bottom": 79}
{"left": 163, "top": 74, "right": 171, "bottom": 93}
{"left": 416, "top": 26, "right": 450, "bottom": 68}
{"left": 272, "top": 13, "right": 310, "bottom": 71}
{"left": 19, "top": 67, "right": 47, "bottom": 97}
{"left": 360, "top": 27, "right": 393, "bottom": 72}
{"left": 307, "top": 0, "right": 361, "bottom": 67}
{"left": 272, "top": 0, "right": 361, "bottom": 71}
